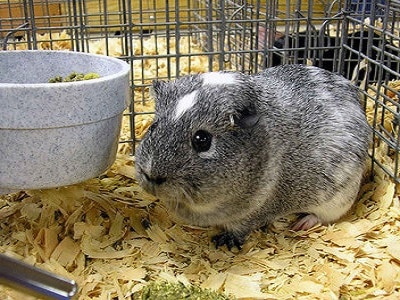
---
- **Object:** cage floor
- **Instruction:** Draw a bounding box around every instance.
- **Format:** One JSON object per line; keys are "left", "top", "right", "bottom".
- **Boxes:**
{"left": 1, "top": 33, "right": 400, "bottom": 299}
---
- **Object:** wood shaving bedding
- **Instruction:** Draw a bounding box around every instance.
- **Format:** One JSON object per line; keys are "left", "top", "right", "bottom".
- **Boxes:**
{"left": 1, "top": 32, "right": 400, "bottom": 300}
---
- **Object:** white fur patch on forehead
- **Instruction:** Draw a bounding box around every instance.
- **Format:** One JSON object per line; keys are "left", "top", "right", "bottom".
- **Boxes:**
{"left": 201, "top": 72, "right": 237, "bottom": 86}
{"left": 174, "top": 90, "right": 198, "bottom": 121}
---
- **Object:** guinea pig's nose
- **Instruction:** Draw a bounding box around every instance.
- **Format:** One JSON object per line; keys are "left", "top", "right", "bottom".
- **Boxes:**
{"left": 153, "top": 176, "right": 167, "bottom": 185}
{"left": 143, "top": 172, "right": 167, "bottom": 185}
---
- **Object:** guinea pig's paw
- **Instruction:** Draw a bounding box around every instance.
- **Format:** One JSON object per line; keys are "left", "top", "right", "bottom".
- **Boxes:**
{"left": 211, "top": 231, "right": 245, "bottom": 250}
{"left": 291, "top": 213, "right": 320, "bottom": 231}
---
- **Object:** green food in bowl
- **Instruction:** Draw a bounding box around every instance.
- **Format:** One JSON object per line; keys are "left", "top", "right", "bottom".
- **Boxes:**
{"left": 49, "top": 72, "right": 100, "bottom": 83}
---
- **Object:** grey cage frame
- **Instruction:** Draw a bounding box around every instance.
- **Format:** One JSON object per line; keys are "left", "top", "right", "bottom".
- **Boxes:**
{"left": 1, "top": 0, "right": 399, "bottom": 182}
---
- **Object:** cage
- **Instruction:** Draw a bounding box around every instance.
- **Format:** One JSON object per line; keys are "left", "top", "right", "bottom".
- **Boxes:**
{"left": 1, "top": 0, "right": 400, "bottom": 298}
{"left": 2, "top": 0, "right": 398, "bottom": 181}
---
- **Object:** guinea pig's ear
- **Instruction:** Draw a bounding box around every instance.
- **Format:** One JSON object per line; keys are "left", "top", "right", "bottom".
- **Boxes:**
{"left": 151, "top": 80, "right": 167, "bottom": 99}
{"left": 231, "top": 106, "right": 260, "bottom": 129}
{"left": 151, "top": 80, "right": 169, "bottom": 111}
{"left": 228, "top": 79, "right": 260, "bottom": 129}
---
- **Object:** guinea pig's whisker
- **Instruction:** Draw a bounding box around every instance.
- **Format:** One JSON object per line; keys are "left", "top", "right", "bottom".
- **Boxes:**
{"left": 180, "top": 186, "right": 195, "bottom": 207}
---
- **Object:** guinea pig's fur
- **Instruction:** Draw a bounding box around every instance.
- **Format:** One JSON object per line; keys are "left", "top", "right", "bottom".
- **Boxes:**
{"left": 135, "top": 64, "right": 370, "bottom": 250}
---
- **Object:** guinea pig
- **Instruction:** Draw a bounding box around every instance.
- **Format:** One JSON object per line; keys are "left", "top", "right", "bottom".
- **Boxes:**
{"left": 135, "top": 64, "right": 370, "bottom": 250}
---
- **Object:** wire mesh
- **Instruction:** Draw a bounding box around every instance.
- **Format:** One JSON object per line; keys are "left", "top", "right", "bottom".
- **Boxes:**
{"left": 0, "top": 0, "right": 399, "bottom": 182}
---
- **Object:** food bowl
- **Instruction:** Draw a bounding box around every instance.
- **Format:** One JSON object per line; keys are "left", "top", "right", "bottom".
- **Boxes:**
{"left": 0, "top": 50, "right": 130, "bottom": 195}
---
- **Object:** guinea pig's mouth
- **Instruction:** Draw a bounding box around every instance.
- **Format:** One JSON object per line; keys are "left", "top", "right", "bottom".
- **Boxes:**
{"left": 136, "top": 169, "right": 225, "bottom": 225}
{"left": 136, "top": 172, "right": 160, "bottom": 196}
{"left": 135, "top": 167, "right": 175, "bottom": 198}
{"left": 135, "top": 165, "right": 210, "bottom": 207}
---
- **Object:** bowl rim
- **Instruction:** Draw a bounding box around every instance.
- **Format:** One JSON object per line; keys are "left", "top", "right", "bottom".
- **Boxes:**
{"left": 0, "top": 50, "right": 130, "bottom": 87}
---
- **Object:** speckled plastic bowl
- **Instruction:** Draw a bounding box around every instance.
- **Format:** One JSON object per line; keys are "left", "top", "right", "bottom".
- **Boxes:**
{"left": 0, "top": 50, "right": 130, "bottom": 195}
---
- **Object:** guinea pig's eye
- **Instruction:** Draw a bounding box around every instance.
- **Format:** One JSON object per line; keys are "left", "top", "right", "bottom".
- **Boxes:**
{"left": 192, "top": 130, "right": 213, "bottom": 152}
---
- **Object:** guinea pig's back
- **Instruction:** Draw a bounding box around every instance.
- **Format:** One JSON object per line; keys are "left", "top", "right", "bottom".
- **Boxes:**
{"left": 254, "top": 64, "right": 370, "bottom": 213}
{"left": 256, "top": 65, "right": 369, "bottom": 153}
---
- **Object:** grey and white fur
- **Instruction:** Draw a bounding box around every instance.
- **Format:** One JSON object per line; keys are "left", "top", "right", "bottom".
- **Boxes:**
{"left": 135, "top": 64, "right": 370, "bottom": 250}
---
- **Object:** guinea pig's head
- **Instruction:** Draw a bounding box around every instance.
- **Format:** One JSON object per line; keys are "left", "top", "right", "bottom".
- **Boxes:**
{"left": 135, "top": 71, "right": 264, "bottom": 224}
